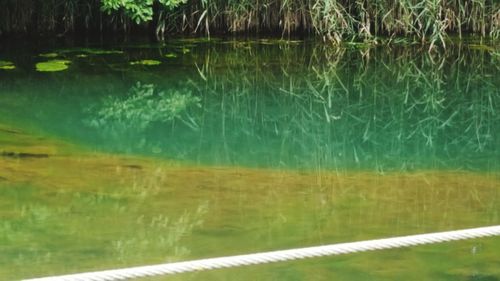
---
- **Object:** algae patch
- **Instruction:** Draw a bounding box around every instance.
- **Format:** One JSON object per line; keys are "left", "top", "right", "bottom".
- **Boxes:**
{"left": 36, "top": 60, "right": 71, "bottom": 72}
{"left": 1, "top": 151, "right": 50, "bottom": 159}
{"left": 82, "top": 49, "right": 124, "bottom": 55}
{"left": 58, "top": 48, "right": 124, "bottom": 56}
{"left": 165, "top": 53, "right": 178, "bottom": 58}
{"left": 0, "top": 60, "right": 15, "bottom": 70}
{"left": 130, "top": 60, "right": 161, "bottom": 66}
{"left": 39, "top": 53, "right": 59, "bottom": 58}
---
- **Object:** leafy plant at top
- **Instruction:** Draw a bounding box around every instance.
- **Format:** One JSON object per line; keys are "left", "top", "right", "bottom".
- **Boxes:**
{"left": 87, "top": 82, "right": 201, "bottom": 130}
{"left": 101, "top": 0, "right": 188, "bottom": 23}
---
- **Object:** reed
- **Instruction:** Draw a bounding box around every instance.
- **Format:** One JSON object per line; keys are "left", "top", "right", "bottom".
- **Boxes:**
{"left": 0, "top": 0, "right": 498, "bottom": 46}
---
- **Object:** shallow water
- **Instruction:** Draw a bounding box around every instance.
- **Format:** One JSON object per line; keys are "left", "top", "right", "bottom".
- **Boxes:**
{"left": 0, "top": 39, "right": 499, "bottom": 280}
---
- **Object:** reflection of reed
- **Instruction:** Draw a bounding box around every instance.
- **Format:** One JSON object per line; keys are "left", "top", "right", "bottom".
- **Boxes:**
{"left": 185, "top": 43, "right": 499, "bottom": 171}
{"left": 76, "top": 42, "right": 499, "bottom": 171}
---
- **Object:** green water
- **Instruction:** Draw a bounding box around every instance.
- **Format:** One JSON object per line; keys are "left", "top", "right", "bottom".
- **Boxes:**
{"left": 0, "top": 39, "right": 499, "bottom": 280}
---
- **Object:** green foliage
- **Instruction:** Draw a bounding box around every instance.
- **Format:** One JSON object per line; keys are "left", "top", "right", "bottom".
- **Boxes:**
{"left": 100, "top": 0, "right": 187, "bottom": 23}
{"left": 101, "top": 0, "right": 154, "bottom": 23}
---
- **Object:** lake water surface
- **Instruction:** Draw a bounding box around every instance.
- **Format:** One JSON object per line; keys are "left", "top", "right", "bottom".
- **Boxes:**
{"left": 0, "top": 38, "right": 499, "bottom": 280}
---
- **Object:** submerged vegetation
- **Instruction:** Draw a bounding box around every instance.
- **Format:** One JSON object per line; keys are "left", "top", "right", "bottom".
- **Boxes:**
{"left": 0, "top": 0, "right": 498, "bottom": 46}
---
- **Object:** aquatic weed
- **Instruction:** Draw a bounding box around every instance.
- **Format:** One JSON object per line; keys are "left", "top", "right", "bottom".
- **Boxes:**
{"left": 0, "top": 60, "right": 15, "bottom": 70}
{"left": 35, "top": 60, "right": 71, "bottom": 72}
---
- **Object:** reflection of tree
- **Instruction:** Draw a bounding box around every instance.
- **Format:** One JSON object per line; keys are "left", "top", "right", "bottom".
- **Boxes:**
{"left": 86, "top": 82, "right": 201, "bottom": 130}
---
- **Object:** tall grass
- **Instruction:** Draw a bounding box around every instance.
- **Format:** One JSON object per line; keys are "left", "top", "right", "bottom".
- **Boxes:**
{"left": 161, "top": 0, "right": 500, "bottom": 45}
{"left": 0, "top": 0, "right": 498, "bottom": 45}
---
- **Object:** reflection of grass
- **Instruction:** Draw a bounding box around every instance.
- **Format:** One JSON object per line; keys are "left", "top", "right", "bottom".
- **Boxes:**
{"left": 154, "top": 44, "right": 496, "bottom": 171}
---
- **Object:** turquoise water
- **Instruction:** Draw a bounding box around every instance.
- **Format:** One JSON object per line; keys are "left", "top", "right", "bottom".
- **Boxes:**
{"left": 1, "top": 40, "right": 499, "bottom": 171}
{"left": 0, "top": 39, "right": 499, "bottom": 280}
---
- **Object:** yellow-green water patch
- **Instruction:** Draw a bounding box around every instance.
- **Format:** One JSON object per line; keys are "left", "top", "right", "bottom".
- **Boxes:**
{"left": 1, "top": 122, "right": 499, "bottom": 280}
{"left": 130, "top": 60, "right": 161, "bottom": 66}
{"left": 468, "top": 44, "right": 495, "bottom": 52}
{"left": 35, "top": 60, "right": 71, "bottom": 72}
{"left": 165, "top": 53, "right": 178, "bottom": 58}
{"left": 0, "top": 60, "right": 15, "bottom": 70}
{"left": 58, "top": 48, "right": 124, "bottom": 56}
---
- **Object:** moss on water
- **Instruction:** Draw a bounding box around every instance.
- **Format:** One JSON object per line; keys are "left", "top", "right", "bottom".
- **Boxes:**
{"left": 0, "top": 60, "right": 15, "bottom": 70}
{"left": 38, "top": 53, "right": 59, "bottom": 58}
{"left": 130, "top": 60, "right": 161, "bottom": 66}
{"left": 35, "top": 60, "right": 71, "bottom": 72}
{"left": 58, "top": 48, "right": 124, "bottom": 55}
{"left": 174, "top": 47, "right": 191, "bottom": 54}
{"left": 259, "top": 39, "right": 303, "bottom": 45}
